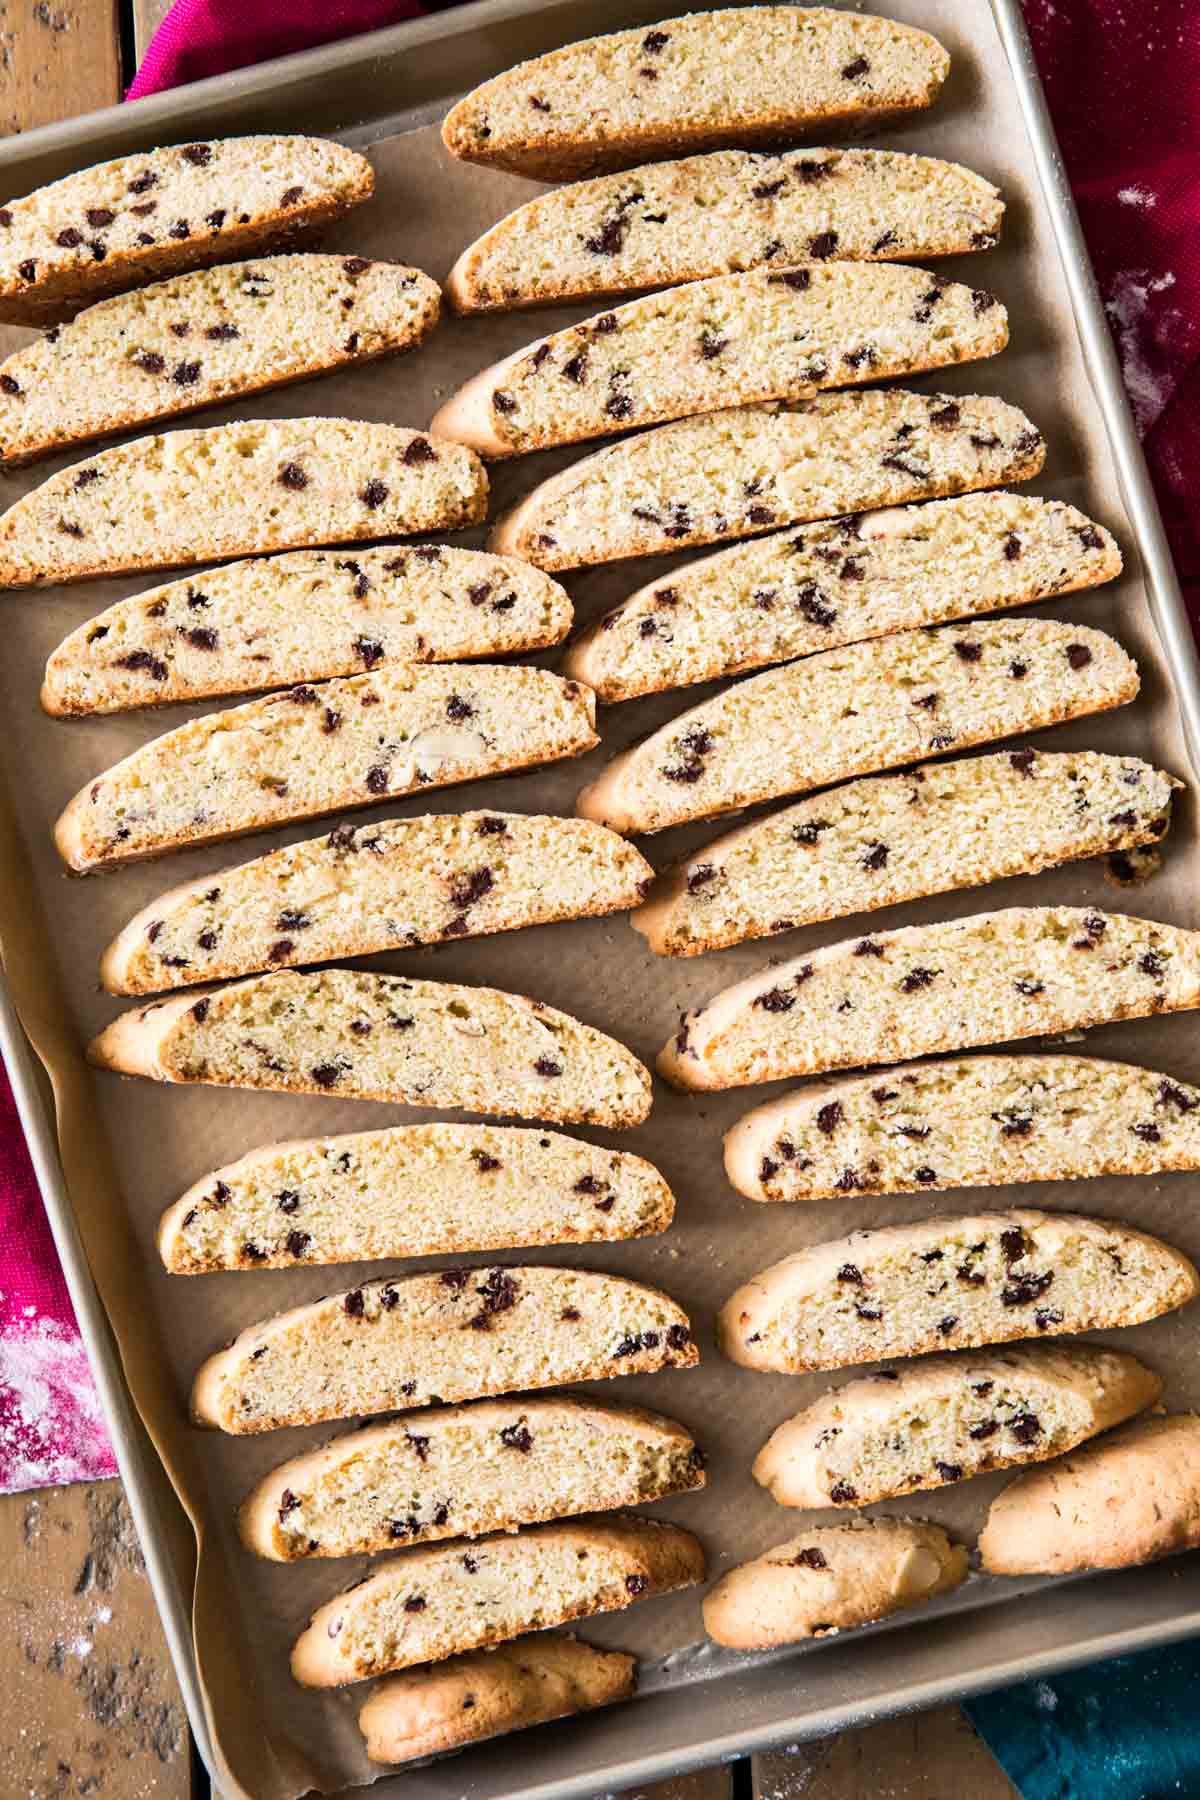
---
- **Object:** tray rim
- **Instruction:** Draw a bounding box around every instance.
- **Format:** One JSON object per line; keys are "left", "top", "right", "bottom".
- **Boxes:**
{"left": 2, "top": 1, "right": 1200, "bottom": 1795}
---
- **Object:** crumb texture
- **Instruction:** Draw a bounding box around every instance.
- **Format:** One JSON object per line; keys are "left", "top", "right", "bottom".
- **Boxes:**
{"left": 159, "top": 1120, "right": 675, "bottom": 1274}
{"left": 717, "top": 1207, "right": 1199, "bottom": 1373}
{"left": 726, "top": 1051, "right": 1200, "bottom": 1203}
{"left": 660, "top": 907, "right": 1200, "bottom": 1090}
{"left": 0, "top": 417, "right": 487, "bottom": 587}
{"left": 703, "top": 1518, "right": 965, "bottom": 1648}
{"left": 56, "top": 665, "right": 596, "bottom": 870}
{"left": 637, "top": 751, "right": 1174, "bottom": 956}
{"left": 442, "top": 9, "right": 949, "bottom": 180}
{"left": 447, "top": 148, "right": 1003, "bottom": 313}
{"left": 42, "top": 545, "right": 571, "bottom": 715}
{"left": 90, "top": 967, "right": 652, "bottom": 1128}
{"left": 579, "top": 620, "right": 1137, "bottom": 834}
{"left": 238, "top": 1394, "right": 703, "bottom": 1559}
{"left": 490, "top": 390, "right": 1045, "bottom": 570}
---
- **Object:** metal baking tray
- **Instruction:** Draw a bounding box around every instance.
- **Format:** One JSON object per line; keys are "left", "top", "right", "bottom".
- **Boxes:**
{"left": 3, "top": 2, "right": 1200, "bottom": 1795}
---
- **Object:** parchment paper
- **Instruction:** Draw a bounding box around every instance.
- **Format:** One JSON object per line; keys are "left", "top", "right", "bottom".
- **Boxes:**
{"left": 1, "top": 4, "right": 1198, "bottom": 1796}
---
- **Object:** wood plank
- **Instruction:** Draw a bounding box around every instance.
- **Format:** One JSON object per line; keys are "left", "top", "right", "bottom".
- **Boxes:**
{"left": 0, "top": 1479, "right": 196, "bottom": 1799}
{"left": 628, "top": 1772, "right": 734, "bottom": 1800}
{"left": 753, "top": 1705, "right": 1019, "bottom": 1799}
{"left": 132, "top": 0, "right": 172, "bottom": 66}
{"left": 0, "top": 1, "right": 121, "bottom": 138}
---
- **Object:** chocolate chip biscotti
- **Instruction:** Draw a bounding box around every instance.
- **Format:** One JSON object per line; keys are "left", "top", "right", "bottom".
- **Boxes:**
{"left": 0, "top": 419, "right": 486, "bottom": 588}
{"left": 979, "top": 1413, "right": 1200, "bottom": 1575}
{"left": 717, "top": 1210, "right": 1199, "bottom": 1373}
{"left": 159, "top": 1122, "right": 674, "bottom": 1274}
{"left": 89, "top": 968, "right": 652, "bottom": 1127}
{"left": 358, "top": 1636, "right": 635, "bottom": 1765}
{"left": 703, "top": 1519, "right": 966, "bottom": 1649}
{"left": 431, "top": 264, "right": 1006, "bottom": 458}
{"left": 447, "top": 149, "right": 1002, "bottom": 314}
{"left": 55, "top": 666, "right": 596, "bottom": 872}
{"left": 634, "top": 750, "right": 1177, "bottom": 956}
{"left": 577, "top": 619, "right": 1138, "bottom": 835}
{"left": 442, "top": 9, "right": 949, "bottom": 182}
{"left": 102, "top": 812, "right": 652, "bottom": 995}
{"left": 239, "top": 1395, "right": 703, "bottom": 1559}
{"left": 489, "top": 390, "right": 1045, "bottom": 570}
{"left": 754, "top": 1345, "right": 1161, "bottom": 1510}
{"left": 727, "top": 1054, "right": 1200, "bottom": 1204}
{"left": 190, "top": 1266, "right": 698, "bottom": 1432}
{"left": 0, "top": 135, "right": 373, "bottom": 326}
{"left": 0, "top": 256, "right": 441, "bottom": 466}
{"left": 659, "top": 908, "right": 1200, "bottom": 1091}
{"left": 292, "top": 1515, "right": 705, "bottom": 1685}
{"left": 42, "top": 546, "right": 571, "bottom": 717}
{"left": 565, "top": 492, "right": 1121, "bottom": 703}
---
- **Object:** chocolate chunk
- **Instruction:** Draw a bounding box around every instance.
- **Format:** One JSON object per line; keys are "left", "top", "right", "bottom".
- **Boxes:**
{"left": 365, "top": 765, "right": 390, "bottom": 795}
{"left": 132, "top": 350, "right": 166, "bottom": 374}
{"left": 934, "top": 1461, "right": 963, "bottom": 1482}
{"left": 1002, "top": 1271, "right": 1054, "bottom": 1307}
{"left": 791, "top": 1546, "right": 829, "bottom": 1569}
{"left": 343, "top": 1289, "right": 365, "bottom": 1318}
{"left": 841, "top": 54, "right": 870, "bottom": 78}
{"left": 534, "top": 1055, "right": 563, "bottom": 1077}
{"left": 403, "top": 1596, "right": 426, "bottom": 1613}
{"left": 311, "top": 1062, "right": 346, "bottom": 1090}
{"left": 182, "top": 143, "right": 212, "bottom": 164}
{"left": 1066, "top": 642, "right": 1093, "bottom": 669}
{"left": 1013, "top": 977, "right": 1044, "bottom": 996}
{"left": 563, "top": 349, "right": 589, "bottom": 383}
{"left": 817, "top": 1102, "right": 844, "bottom": 1136}
{"left": 360, "top": 479, "right": 389, "bottom": 509}
{"left": 829, "top": 1480, "right": 858, "bottom": 1502}
{"left": 808, "top": 230, "right": 839, "bottom": 259}
{"left": 953, "top": 639, "right": 982, "bottom": 663}
{"left": 861, "top": 841, "right": 889, "bottom": 871}
{"left": 499, "top": 1423, "right": 533, "bottom": 1453}
{"left": 281, "top": 185, "right": 305, "bottom": 206}
{"left": 285, "top": 1230, "right": 311, "bottom": 1258}
{"left": 969, "top": 1419, "right": 999, "bottom": 1441}
{"left": 753, "top": 986, "right": 795, "bottom": 1013}
{"left": 937, "top": 1316, "right": 958, "bottom": 1336}
{"left": 278, "top": 462, "right": 307, "bottom": 490}
{"left": 836, "top": 1262, "right": 863, "bottom": 1285}
{"left": 1009, "top": 1411, "right": 1042, "bottom": 1444}
{"left": 403, "top": 437, "right": 436, "bottom": 465}
{"left": 929, "top": 400, "right": 961, "bottom": 429}
{"left": 899, "top": 966, "right": 937, "bottom": 993}
{"left": 666, "top": 1323, "right": 691, "bottom": 1351}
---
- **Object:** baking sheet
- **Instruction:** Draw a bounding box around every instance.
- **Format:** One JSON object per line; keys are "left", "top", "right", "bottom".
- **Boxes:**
{"left": 2, "top": 2, "right": 1200, "bottom": 1795}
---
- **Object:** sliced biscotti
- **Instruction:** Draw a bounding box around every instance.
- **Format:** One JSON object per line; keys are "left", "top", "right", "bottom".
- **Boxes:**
{"left": 89, "top": 968, "right": 652, "bottom": 1127}
{"left": 727, "top": 1054, "right": 1200, "bottom": 1204}
{"left": 635, "top": 751, "right": 1177, "bottom": 957}
{"left": 0, "top": 256, "right": 440, "bottom": 466}
{"left": 0, "top": 419, "right": 486, "bottom": 589}
{"left": 754, "top": 1346, "right": 1162, "bottom": 1510}
{"left": 578, "top": 620, "right": 1138, "bottom": 836}
{"left": 489, "top": 391, "right": 1045, "bottom": 570}
{"left": 293, "top": 1516, "right": 705, "bottom": 1685}
{"left": 565, "top": 492, "right": 1121, "bottom": 703}
{"left": 431, "top": 264, "right": 1006, "bottom": 459}
{"left": 447, "top": 149, "right": 1002, "bottom": 315}
{"left": 359, "top": 1635, "right": 636, "bottom": 1765}
{"left": 55, "top": 666, "right": 596, "bottom": 873}
{"left": 240, "top": 1396, "right": 704, "bottom": 1559}
{"left": 442, "top": 9, "right": 949, "bottom": 182}
{"left": 979, "top": 1414, "right": 1200, "bottom": 1575}
{"left": 703, "top": 1520, "right": 965, "bottom": 1649}
{"left": 42, "top": 546, "right": 571, "bottom": 717}
{"left": 717, "top": 1209, "right": 1199, "bottom": 1374}
{"left": 102, "top": 812, "right": 652, "bottom": 995}
{"left": 191, "top": 1266, "right": 698, "bottom": 1433}
{"left": 159, "top": 1122, "right": 674, "bottom": 1274}
{"left": 659, "top": 908, "right": 1200, "bottom": 1091}
{"left": 0, "top": 135, "right": 373, "bottom": 327}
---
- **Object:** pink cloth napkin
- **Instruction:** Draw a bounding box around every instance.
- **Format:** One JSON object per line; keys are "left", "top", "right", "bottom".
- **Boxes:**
{"left": 3, "top": 0, "right": 1199, "bottom": 1492}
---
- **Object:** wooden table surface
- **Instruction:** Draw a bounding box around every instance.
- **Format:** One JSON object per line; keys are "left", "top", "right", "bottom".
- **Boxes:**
{"left": 0, "top": 5, "right": 1021, "bottom": 1796}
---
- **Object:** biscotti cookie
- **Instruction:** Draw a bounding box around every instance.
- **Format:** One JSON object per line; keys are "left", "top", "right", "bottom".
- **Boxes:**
{"left": 89, "top": 968, "right": 652, "bottom": 1127}
{"left": 160, "top": 1122, "right": 674, "bottom": 1275}
{"left": 55, "top": 666, "right": 596, "bottom": 872}
{"left": 0, "top": 419, "right": 486, "bottom": 589}
{"left": 754, "top": 1346, "right": 1161, "bottom": 1509}
{"left": 0, "top": 135, "right": 373, "bottom": 326}
{"left": 489, "top": 391, "right": 1045, "bottom": 570}
{"left": 727, "top": 1054, "right": 1200, "bottom": 1204}
{"left": 42, "top": 546, "right": 571, "bottom": 717}
{"left": 240, "top": 1396, "right": 704, "bottom": 1559}
{"left": 358, "top": 1635, "right": 636, "bottom": 1765}
{"left": 0, "top": 256, "right": 440, "bottom": 466}
{"left": 635, "top": 751, "right": 1177, "bottom": 957}
{"left": 717, "top": 1210, "right": 1199, "bottom": 1374}
{"left": 447, "top": 149, "right": 1002, "bottom": 314}
{"left": 442, "top": 9, "right": 949, "bottom": 182}
{"left": 979, "top": 1413, "right": 1200, "bottom": 1575}
{"left": 702, "top": 1519, "right": 965, "bottom": 1649}
{"left": 578, "top": 620, "right": 1138, "bottom": 835}
{"left": 191, "top": 1266, "right": 698, "bottom": 1432}
{"left": 293, "top": 1515, "right": 705, "bottom": 1685}
{"left": 565, "top": 492, "right": 1121, "bottom": 703}
{"left": 659, "top": 907, "right": 1200, "bottom": 1091}
{"left": 431, "top": 265, "right": 1006, "bottom": 458}
{"left": 102, "top": 812, "right": 652, "bottom": 995}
